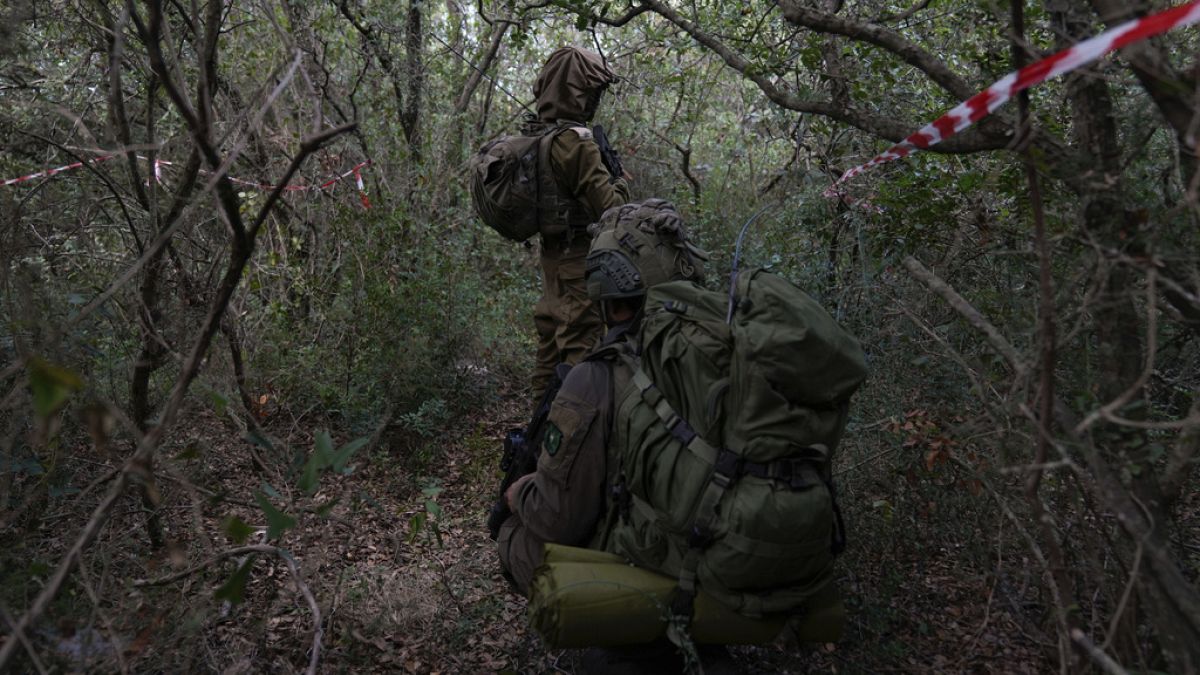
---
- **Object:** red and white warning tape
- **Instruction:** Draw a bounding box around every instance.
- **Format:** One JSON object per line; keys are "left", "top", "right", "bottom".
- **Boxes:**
{"left": 4, "top": 152, "right": 373, "bottom": 209}
{"left": 3, "top": 155, "right": 117, "bottom": 187}
{"left": 829, "top": 0, "right": 1200, "bottom": 194}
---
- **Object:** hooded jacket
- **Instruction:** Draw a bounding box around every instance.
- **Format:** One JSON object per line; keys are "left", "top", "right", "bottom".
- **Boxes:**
{"left": 526, "top": 47, "right": 629, "bottom": 234}
{"left": 534, "top": 47, "right": 616, "bottom": 123}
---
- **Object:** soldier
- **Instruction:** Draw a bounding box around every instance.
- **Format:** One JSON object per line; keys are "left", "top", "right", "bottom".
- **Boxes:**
{"left": 497, "top": 199, "right": 721, "bottom": 674}
{"left": 527, "top": 47, "right": 631, "bottom": 403}
{"left": 497, "top": 199, "right": 704, "bottom": 594}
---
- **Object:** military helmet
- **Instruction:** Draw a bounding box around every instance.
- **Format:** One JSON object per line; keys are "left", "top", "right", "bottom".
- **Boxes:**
{"left": 586, "top": 199, "right": 708, "bottom": 302}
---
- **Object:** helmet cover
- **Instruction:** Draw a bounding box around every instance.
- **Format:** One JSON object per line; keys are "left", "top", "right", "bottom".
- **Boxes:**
{"left": 586, "top": 199, "right": 708, "bottom": 302}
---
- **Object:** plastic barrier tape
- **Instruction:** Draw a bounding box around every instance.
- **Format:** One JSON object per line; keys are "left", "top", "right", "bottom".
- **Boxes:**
{"left": 829, "top": 0, "right": 1200, "bottom": 194}
{"left": 4, "top": 153, "right": 372, "bottom": 209}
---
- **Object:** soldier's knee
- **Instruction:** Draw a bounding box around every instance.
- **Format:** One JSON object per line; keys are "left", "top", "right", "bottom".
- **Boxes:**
{"left": 497, "top": 516, "right": 542, "bottom": 596}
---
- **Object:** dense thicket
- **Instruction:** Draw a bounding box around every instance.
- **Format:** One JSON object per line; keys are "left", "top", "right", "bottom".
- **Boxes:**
{"left": 1, "top": 0, "right": 1197, "bottom": 672}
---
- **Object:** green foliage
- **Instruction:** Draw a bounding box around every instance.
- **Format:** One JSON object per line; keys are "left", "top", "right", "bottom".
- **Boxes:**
{"left": 214, "top": 557, "right": 256, "bottom": 605}
{"left": 407, "top": 478, "right": 445, "bottom": 547}
{"left": 299, "top": 431, "right": 367, "bottom": 495}
{"left": 222, "top": 516, "right": 254, "bottom": 544}
{"left": 28, "top": 358, "right": 82, "bottom": 418}
{"left": 254, "top": 492, "right": 297, "bottom": 541}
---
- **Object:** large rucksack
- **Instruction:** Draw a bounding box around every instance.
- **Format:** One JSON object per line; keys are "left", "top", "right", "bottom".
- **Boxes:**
{"left": 469, "top": 124, "right": 583, "bottom": 242}
{"left": 591, "top": 267, "right": 868, "bottom": 618}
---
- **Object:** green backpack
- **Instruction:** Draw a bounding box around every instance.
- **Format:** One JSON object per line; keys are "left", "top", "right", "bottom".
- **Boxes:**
{"left": 592, "top": 267, "right": 868, "bottom": 618}
{"left": 468, "top": 124, "right": 581, "bottom": 242}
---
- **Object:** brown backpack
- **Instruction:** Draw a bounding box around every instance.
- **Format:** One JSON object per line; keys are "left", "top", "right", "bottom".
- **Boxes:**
{"left": 469, "top": 124, "right": 580, "bottom": 242}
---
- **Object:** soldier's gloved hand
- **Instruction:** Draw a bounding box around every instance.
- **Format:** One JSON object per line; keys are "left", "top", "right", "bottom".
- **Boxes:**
{"left": 506, "top": 473, "right": 536, "bottom": 511}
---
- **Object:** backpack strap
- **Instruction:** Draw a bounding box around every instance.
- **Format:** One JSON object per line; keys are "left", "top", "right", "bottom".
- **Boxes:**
{"left": 617, "top": 352, "right": 719, "bottom": 467}
{"left": 535, "top": 123, "right": 593, "bottom": 239}
{"left": 613, "top": 350, "right": 729, "bottom": 638}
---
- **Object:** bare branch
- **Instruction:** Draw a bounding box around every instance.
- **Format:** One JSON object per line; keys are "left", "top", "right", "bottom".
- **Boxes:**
{"left": 0, "top": 603, "right": 50, "bottom": 675}
{"left": 777, "top": 0, "right": 975, "bottom": 101}
{"left": 135, "top": 545, "right": 324, "bottom": 675}
{"left": 454, "top": 22, "right": 508, "bottom": 114}
{"left": 1070, "top": 629, "right": 1130, "bottom": 675}
{"left": 628, "top": 0, "right": 1008, "bottom": 153}
{"left": 902, "top": 256, "right": 1029, "bottom": 378}
{"left": 1074, "top": 269, "right": 1158, "bottom": 435}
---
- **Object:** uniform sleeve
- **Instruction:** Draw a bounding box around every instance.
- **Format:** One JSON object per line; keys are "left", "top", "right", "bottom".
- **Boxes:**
{"left": 511, "top": 361, "right": 610, "bottom": 546}
{"left": 550, "top": 130, "right": 631, "bottom": 220}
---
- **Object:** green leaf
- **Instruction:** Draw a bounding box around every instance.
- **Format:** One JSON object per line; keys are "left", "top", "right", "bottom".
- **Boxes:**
{"left": 206, "top": 389, "right": 229, "bottom": 417}
{"left": 331, "top": 437, "right": 368, "bottom": 473}
{"left": 222, "top": 515, "right": 254, "bottom": 544}
{"left": 298, "top": 432, "right": 336, "bottom": 495}
{"left": 28, "top": 358, "right": 83, "bottom": 417}
{"left": 243, "top": 428, "right": 274, "bottom": 451}
{"left": 177, "top": 442, "right": 201, "bottom": 460}
{"left": 254, "top": 491, "right": 296, "bottom": 540}
{"left": 214, "top": 556, "right": 256, "bottom": 604}
{"left": 314, "top": 430, "right": 334, "bottom": 466}
{"left": 260, "top": 482, "right": 282, "bottom": 499}
{"left": 298, "top": 453, "right": 321, "bottom": 495}
{"left": 48, "top": 483, "right": 80, "bottom": 498}
{"left": 315, "top": 497, "right": 340, "bottom": 518}
{"left": 407, "top": 512, "right": 426, "bottom": 543}
{"left": 425, "top": 500, "right": 442, "bottom": 519}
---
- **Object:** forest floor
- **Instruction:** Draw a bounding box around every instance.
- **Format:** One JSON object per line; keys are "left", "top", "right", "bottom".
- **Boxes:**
{"left": 203, "top": 393, "right": 1051, "bottom": 674}
{"left": 9, "top": 391, "right": 1053, "bottom": 674}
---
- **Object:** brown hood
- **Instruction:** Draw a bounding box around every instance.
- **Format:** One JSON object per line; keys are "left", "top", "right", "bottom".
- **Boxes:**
{"left": 534, "top": 47, "right": 616, "bottom": 123}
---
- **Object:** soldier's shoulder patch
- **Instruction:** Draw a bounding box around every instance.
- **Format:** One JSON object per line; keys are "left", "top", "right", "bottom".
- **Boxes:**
{"left": 567, "top": 126, "right": 592, "bottom": 140}
{"left": 543, "top": 422, "right": 563, "bottom": 456}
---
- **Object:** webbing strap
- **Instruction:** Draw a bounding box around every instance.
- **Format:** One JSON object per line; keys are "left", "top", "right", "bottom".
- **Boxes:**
{"left": 617, "top": 351, "right": 729, "bottom": 638}
{"left": 621, "top": 354, "right": 719, "bottom": 466}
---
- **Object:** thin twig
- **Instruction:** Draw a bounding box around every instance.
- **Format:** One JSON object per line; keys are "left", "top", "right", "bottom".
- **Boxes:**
{"left": 76, "top": 560, "right": 130, "bottom": 674}
{"left": 135, "top": 544, "right": 324, "bottom": 675}
{"left": 902, "top": 256, "right": 1029, "bottom": 379}
{"left": 0, "top": 603, "right": 50, "bottom": 675}
{"left": 1101, "top": 543, "right": 1142, "bottom": 653}
{"left": 1074, "top": 269, "right": 1158, "bottom": 435}
{"left": 1070, "top": 628, "right": 1129, "bottom": 675}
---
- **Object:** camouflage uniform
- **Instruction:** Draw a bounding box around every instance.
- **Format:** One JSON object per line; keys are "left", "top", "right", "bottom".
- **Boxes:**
{"left": 529, "top": 47, "right": 630, "bottom": 401}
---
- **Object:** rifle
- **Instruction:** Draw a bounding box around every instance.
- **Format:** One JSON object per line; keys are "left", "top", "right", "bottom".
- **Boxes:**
{"left": 487, "top": 363, "right": 572, "bottom": 540}
{"left": 592, "top": 125, "right": 624, "bottom": 183}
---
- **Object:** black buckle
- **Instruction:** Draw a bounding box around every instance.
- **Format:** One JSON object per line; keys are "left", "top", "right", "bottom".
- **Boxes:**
{"left": 670, "top": 589, "right": 696, "bottom": 619}
{"left": 665, "top": 414, "right": 697, "bottom": 446}
{"left": 612, "top": 474, "right": 632, "bottom": 523}
{"left": 688, "top": 524, "right": 713, "bottom": 549}
{"left": 714, "top": 449, "right": 742, "bottom": 479}
{"left": 785, "top": 459, "right": 824, "bottom": 490}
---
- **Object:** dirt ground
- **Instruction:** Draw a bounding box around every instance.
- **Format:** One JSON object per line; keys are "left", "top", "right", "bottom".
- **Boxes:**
{"left": 3, "top": 393, "right": 1053, "bottom": 674}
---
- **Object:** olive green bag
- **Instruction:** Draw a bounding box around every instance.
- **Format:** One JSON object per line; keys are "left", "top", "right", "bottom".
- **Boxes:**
{"left": 592, "top": 267, "right": 867, "bottom": 619}
{"left": 469, "top": 124, "right": 580, "bottom": 242}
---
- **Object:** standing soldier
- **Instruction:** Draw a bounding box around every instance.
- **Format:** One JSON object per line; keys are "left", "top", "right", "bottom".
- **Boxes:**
{"left": 526, "top": 47, "right": 630, "bottom": 402}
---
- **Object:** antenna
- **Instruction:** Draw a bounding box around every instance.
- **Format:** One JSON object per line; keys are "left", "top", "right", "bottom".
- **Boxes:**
{"left": 428, "top": 32, "right": 536, "bottom": 115}
{"left": 726, "top": 204, "right": 777, "bottom": 324}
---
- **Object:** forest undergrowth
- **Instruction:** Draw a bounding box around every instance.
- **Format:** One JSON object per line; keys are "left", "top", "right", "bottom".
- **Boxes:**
{"left": 4, "top": 380, "right": 1063, "bottom": 674}
{"left": 4, "top": 1, "right": 1199, "bottom": 672}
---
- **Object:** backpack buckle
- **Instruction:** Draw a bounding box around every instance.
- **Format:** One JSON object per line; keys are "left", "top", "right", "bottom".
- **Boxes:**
{"left": 612, "top": 473, "right": 632, "bottom": 523}
{"left": 687, "top": 524, "right": 713, "bottom": 549}
{"left": 770, "top": 459, "right": 818, "bottom": 491}
{"left": 713, "top": 449, "right": 742, "bottom": 487}
{"left": 665, "top": 414, "right": 697, "bottom": 446}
